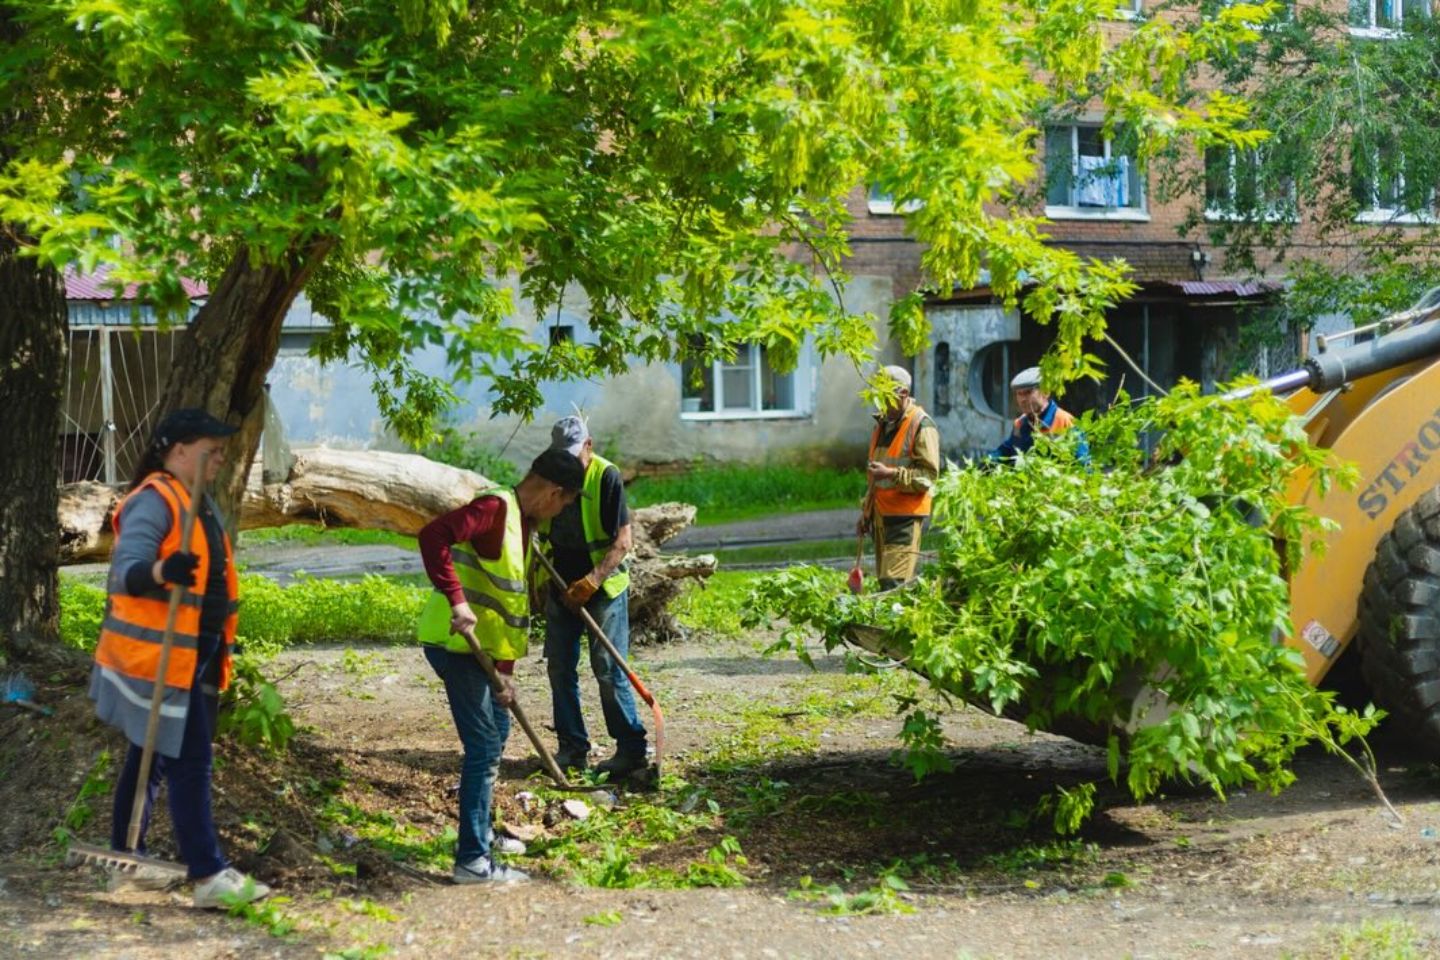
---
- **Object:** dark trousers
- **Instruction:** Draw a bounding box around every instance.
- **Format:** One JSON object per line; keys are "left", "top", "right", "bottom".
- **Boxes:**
{"left": 423, "top": 645, "right": 510, "bottom": 865}
{"left": 111, "top": 676, "right": 226, "bottom": 880}
{"left": 544, "top": 589, "right": 647, "bottom": 758}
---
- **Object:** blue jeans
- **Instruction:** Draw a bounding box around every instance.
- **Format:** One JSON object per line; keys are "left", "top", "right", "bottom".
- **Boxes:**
{"left": 111, "top": 677, "right": 227, "bottom": 880}
{"left": 545, "top": 588, "right": 647, "bottom": 758}
{"left": 423, "top": 645, "right": 511, "bottom": 865}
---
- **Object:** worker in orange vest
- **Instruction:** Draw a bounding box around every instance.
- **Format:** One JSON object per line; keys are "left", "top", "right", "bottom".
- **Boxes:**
{"left": 989, "top": 366, "right": 1088, "bottom": 462}
{"left": 858, "top": 365, "right": 941, "bottom": 589}
{"left": 90, "top": 408, "right": 271, "bottom": 908}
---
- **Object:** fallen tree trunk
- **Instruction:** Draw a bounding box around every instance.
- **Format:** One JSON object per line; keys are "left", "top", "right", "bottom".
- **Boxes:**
{"left": 57, "top": 448, "right": 714, "bottom": 638}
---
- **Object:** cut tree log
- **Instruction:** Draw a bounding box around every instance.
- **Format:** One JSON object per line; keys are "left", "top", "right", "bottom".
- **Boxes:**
{"left": 57, "top": 448, "right": 715, "bottom": 639}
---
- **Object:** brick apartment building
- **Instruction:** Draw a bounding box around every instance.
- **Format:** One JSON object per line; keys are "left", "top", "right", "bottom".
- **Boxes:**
{"left": 826, "top": 3, "right": 1432, "bottom": 458}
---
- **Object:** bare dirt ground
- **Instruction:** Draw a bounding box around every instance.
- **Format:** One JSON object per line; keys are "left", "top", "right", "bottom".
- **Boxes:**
{"left": 3, "top": 627, "right": 1439, "bottom": 960}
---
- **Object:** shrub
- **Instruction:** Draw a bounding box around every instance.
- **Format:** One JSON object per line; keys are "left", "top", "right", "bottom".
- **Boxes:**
{"left": 253, "top": 574, "right": 426, "bottom": 644}
{"left": 58, "top": 580, "right": 107, "bottom": 653}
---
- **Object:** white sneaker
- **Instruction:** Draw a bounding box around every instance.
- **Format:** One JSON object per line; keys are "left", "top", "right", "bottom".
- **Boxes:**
{"left": 487, "top": 828, "right": 527, "bottom": 857}
{"left": 452, "top": 857, "right": 529, "bottom": 885}
{"left": 192, "top": 867, "right": 272, "bottom": 909}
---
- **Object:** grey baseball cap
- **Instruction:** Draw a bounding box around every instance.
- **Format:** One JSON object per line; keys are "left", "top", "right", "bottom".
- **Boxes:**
{"left": 550, "top": 415, "right": 590, "bottom": 457}
{"left": 876, "top": 364, "right": 912, "bottom": 392}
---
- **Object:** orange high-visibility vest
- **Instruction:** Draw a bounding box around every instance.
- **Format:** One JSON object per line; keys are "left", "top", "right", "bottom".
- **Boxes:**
{"left": 868, "top": 403, "right": 933, "bottom": 518}
{"left": 1014, "top": 406, "right": 1076, "bottom": 436}
{"left": 94, "top": 473, "right": 240, "bottom": 693}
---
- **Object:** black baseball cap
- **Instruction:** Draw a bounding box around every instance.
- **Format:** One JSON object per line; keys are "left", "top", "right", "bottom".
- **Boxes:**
{"left": 529, "top": 447, "right": 587, "bottom": 494}
{"left": 152, "top": 408, "right": 239, "bottom": 450}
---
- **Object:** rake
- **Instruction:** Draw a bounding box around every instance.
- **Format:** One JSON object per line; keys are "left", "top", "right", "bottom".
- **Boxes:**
{"left": 455, "top": 624, "right": 576, "bottom": 790}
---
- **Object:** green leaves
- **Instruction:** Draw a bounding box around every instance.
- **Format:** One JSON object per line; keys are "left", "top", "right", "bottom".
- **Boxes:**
{"left": 3, "top": 0, "right": 1262, "bottom": 436}
{"left": 753, "top": 382, "right": 1375, "bottom": 826}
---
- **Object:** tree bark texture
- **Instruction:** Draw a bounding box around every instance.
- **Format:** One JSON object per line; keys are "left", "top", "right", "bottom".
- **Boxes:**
{"left": 0, "top": 233, "right": 68, "bottom": 664}
{"left": 155, "top": 240, "right": 332, "bottom": 526}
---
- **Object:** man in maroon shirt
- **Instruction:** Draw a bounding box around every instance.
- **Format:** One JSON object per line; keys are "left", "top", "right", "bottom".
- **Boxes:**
{"left": 418, "top": 447, "right": 584, "bottom": 884}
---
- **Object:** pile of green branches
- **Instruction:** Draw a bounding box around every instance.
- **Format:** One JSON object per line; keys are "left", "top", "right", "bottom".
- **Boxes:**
{"left": 749, "top": 382, "right": 1382, "bottom": 827}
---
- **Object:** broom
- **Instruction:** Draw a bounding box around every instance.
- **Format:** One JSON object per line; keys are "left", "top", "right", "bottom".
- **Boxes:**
{"left": 67, "top": 453, "right": 209, "bottom": 882}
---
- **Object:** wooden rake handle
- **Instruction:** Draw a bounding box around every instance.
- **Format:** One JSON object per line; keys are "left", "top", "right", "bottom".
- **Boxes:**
{"left": 127, "top": 453, "right": 208, "bottom": 851}
{"left": 456, "top": 625, "right": 574, "bottom": 790}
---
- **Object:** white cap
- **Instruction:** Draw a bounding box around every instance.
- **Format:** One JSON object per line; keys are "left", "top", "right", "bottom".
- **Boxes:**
{"left": 877, "top": 364, "right": 912, "bottom": 392}
{"left": 1010, "top": 366, "right": 1042, "bottom": 390}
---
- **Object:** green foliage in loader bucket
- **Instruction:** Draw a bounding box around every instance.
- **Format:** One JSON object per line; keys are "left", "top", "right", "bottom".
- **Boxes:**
{"left": 749, "top": 382, "right": 1381, "bottom": 828}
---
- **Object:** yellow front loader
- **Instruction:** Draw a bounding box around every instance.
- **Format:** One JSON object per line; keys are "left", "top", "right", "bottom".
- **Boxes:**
{"left": 1253, "top": 293, "right": 1440, "bottom": 751}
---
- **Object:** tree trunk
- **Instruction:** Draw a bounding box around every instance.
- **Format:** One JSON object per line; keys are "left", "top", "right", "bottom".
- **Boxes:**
{"left": 0, "top": 233, "right": 68, "bottom": 664}
{"left": 156, "top": 240, "right": 332, "bottom": 526}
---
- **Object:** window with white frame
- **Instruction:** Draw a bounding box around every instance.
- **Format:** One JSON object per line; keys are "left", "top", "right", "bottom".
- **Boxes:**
{"left": 1350, "top": 0, "right": 1428, "bottom": 33}
{"left": 1352, "top": 134, "right": 1433, "bottom": 221}
{"left": 1114, "top": 0, "right": 1142, "bottom": 18}
{"left": 866, "top": 182, "right": 920, "bottom": 215}
{"left": 1204, "top": 146, "right": 1294, "bottom": 220}
{"left": 1044, "top": 123, "right": 1147, "bottom": 217}
{"left": 680, "top": 338, "right": 809, "bottom": 417}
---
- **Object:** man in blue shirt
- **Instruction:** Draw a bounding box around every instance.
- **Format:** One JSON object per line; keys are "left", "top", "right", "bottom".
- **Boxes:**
{"left": 990, "top": 367, "right": 1088, "bottom": 462}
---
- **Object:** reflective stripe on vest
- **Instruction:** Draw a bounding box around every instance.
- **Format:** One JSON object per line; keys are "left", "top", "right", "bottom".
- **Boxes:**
{"left": 582, "top": 454, "right": 629, "bottom": 599}
{"left": 93, "top": 472, "right": 240, "bottom": 694}
{"left": 868, "top": 403, "right": 933, "bottom": 517}
{"left": 417, "top": 488, "right": 530, "bottom": 660}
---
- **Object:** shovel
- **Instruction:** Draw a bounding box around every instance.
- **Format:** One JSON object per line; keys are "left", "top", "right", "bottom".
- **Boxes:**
{"left": 850, "top": 475, "right": 876, "bottom": 596}
{"left": 531, "top": 544, "right": 665, "bottom": 781}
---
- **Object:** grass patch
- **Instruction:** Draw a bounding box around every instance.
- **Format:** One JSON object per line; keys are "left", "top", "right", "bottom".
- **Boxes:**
{"left": 1292, "top": 919, "right": 1435, "bottom": 960}
{"left": 59, "top": 573, "right": 427, "bottom": 654}
{"left": 628, "top": 463, "right": 863, "bottom": 526}
{"left": 527, "top": 781, "right": 747, "bottom": 889}
{"left": 694, "top": 672, "right": 914, "bottom": 772}
{"left": 239, "top": 524, "right": 417, "bottom": 551}
{"left": 672, "top": 571, "right": 764, "bottom": 638}
{"left": 702, "top": 532, "right": 941, "bottom": 567}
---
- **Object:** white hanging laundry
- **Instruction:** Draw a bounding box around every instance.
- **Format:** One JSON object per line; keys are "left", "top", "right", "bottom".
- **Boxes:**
{"left": 1076, "top": 154, "right": 1130, "bottom": 207}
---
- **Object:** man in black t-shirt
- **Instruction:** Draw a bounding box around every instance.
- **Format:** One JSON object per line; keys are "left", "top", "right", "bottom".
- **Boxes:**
{"left": 539, "top": 416, "right": 648, "bottom": 777}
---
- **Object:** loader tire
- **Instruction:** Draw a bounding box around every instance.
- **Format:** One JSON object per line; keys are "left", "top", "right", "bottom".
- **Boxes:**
{"left": 1357, "top": 490, "right": 1440, "bottom": 755}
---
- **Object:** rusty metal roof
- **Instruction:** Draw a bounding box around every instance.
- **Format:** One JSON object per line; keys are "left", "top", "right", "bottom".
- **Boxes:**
{"left": 64, "top": 264, "right": 207, "bottom": 301}
{"left": 1169, "top": 279, "right": 1284, "bottom": 298}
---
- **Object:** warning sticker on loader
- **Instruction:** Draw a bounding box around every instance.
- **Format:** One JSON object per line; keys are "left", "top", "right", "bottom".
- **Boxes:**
{"left": 1301, "top": 620, "right": 1340, "bottom": 660}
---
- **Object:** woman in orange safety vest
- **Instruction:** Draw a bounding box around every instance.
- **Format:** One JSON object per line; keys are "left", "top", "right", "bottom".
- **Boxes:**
{"left": 89, "top": 408, "right": 270, "bottom": 909}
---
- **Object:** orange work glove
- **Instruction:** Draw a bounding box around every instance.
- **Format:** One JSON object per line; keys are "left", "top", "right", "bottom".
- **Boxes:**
{"left": 564, "top": 572, "right": 601, "bottom": 608}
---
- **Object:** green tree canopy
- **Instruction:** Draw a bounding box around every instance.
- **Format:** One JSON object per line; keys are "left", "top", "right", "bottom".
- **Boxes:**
{"left": 1171, "top": 8, "right": 1440, "bottom": 324}
{"left": 3, "top": 0, "right": 1262, "bottom": 435}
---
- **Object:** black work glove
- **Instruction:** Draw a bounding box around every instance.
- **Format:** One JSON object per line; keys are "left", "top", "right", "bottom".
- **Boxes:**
{"left": 158, "top": 551, "right": 201, "bottom": 589}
